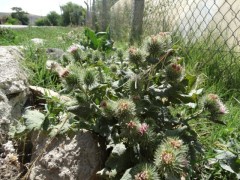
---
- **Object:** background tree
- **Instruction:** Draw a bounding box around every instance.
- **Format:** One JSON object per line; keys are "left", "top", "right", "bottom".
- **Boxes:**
{"left": 101, "top": 0, "right": 110, "bottom": 31}
{"left": 60, "top": 2, "right": 86, "bottom": 26}
{"left": 90, "top": 0, "right": 124, "bottom": 32}
{"left": 46, "top": 11, "right": 61, "bottom": 26}
{"left": 35, "top": 18, "right": 49, "bottom": 26}
{"left": 84, "top": 0, "right": 92, "bottom": 26}
{"left": 91, "top": 0, "right": 98, "bottom": 30}
{"left": 129, "top": 0, "right": 145, "bottom": 45}
{"left": 35, "top": 11, "right": 60, "bottom": 26}
{"left": 11, "top": 7, "right": 29, "bottom": 25}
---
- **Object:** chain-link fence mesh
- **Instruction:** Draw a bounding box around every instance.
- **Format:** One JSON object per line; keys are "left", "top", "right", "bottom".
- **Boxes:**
{"left": 111, "top": 0, "right": 240, "bottom": 51}
{"left": 110, "top": 0, "right": 240, "bottom": 90}
{"left": 143, "top": 0, "right": 240, "bottom": 51}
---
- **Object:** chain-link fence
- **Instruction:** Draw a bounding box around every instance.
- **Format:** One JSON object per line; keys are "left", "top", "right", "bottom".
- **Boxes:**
{"left": 111, "top": 0, "right": 240, "bottom": 90}
{"left": 143, "top": 0, "right": 240, "bottom": 51}
{"left": 111, "top": 0, "right": 240, "bottom": 51}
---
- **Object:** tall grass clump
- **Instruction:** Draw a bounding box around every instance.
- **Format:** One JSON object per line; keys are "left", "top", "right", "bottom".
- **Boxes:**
{"left": 110, "top": 2, "right": 131, "bottom": 42}
{"left": 22, "top": 43, "right": 61, "bottom": 91}
{"left": 17, "top": 27, "right": 84, "bottom": 90}
{"left": 172, "top": 31, "right": 240, "bottom": 99}
{"left": 2, "top": 26, "right": 83, "bottom": 49}
{"left": 171, "top": 30, "right": 240, "bottom": 171}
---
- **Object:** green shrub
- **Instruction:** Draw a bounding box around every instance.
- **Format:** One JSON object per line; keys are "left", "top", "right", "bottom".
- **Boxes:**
{"left": 35, "top": 18, "right": 50, "bottom": 26}
{"left": 5, "top": 17, "right": 20, "bottom": 25}
{"left": 0, "top": 28, "right": 16, "bottom": 45}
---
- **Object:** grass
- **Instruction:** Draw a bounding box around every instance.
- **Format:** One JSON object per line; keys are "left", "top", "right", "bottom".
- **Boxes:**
{"left": 0, "top": 26, "right": 84, "bottom": 90}
{"left": 0, "top": 26, "right": 82, "bottom": 49}
{"left": 172, "top": 32, "right": 240, "bottom": 157}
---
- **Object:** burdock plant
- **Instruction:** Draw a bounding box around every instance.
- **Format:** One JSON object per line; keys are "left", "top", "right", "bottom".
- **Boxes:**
{"left": 146, "top": 35, "right": 163, "bottom": 57}
{"left": 165, "top": 63, "right": 183, "bottom": 82}
{"left": 115, "top": 99, "right": 136, "bottom": 121}
{"left": 121, "top": 163, "right": 159, "bottom": 180}
{"left": 154, "top": 137, "right": 189, "bottom": 179}
{"left": 203, "top": 93, "right": 228, "bottom": 123}
{"left": 23, "top": 31, "right": 229, "bottom": 180}
{"left": 83, "top": 69, "right": 95, "bottom": 88}
{"left": 127, "top": 74, "right": 143, "bottom": 95}
{"left": 129, "top": 47, "right": 144, "bottom": 68}
{"left": 67, "top": 44, "right": 81, "bottom": 62}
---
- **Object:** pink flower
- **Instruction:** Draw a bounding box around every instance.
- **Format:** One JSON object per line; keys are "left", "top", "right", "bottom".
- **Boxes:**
{"left": 218, "top": 102, "right": 228, "bottom": 114}
{"left": 59, "top": 68, "right": 69, "bottom": 78}
{"left": 67, "top": 45, "right": 79, "bottom": 53}
{"left": 134, "top": 171, "right": 149, "bottom": 180}
{"left": 138, "top": 123, "right": 149, "bottom": 136}
{"left": 126, "top": 121, "right": 136, "bottom": 129}
{"left": 100, "top": 101, "right": 107, "bottom": 109}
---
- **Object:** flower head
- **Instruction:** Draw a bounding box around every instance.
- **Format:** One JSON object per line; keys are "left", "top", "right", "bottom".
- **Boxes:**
{"left": 138, "top": 123, "right": 149, "bottom": 136}
{"left": 115, "top": 99, "right": 136, "bottom": 120}
{"left": 154, "top": 137, "right": 189, "bottom": 178}
{"left": 134, "top": 171, "right": 149, "bottom": 180}
{"left": 171, "top": 63, "right": 182, "bottom": 72}
{"left": 127, "top": 121, "right": 137, "bottom": 129}
{"left": 218, "top": 103, "right": 228, "bottom": 114}
{"left": 166, "top": 63, "right": 183, "bottom": 82}
{"left": 100, "top": 100, "right": 108, "bottom": 109}
{"left": 161, "top": 151, "right": 174, "bottom": 164}
{"left": 67, "top": 44, "right": 79, "bottom": 53}
{"left": 59, "top": 68, "right": 69, "bottom": 78}
{"left": 128, "top": 47, "right": 143, "bottom": 65}
{"left": 203, "top": 93, "right": 228, "bottom": 115}
{"left": 170, "top": 138, "right": 183, "bottom": 149}
{"left": 127, "top": 163, "right": 159, "bottom": 180}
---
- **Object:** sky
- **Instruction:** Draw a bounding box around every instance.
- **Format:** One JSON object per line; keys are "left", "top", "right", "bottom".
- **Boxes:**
{"left": 0, "top": 0, "right": 86, "bottom": 16}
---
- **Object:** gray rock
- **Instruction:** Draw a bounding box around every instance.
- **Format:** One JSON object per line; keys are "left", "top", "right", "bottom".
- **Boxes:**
{"left": 46, "top": 48, "right": 65, "bottom": 60}
{"left": 29, "top": 130, "right": 106, "bottom": 180}
{"left": 30, "top": 38, "right": 45, "bottom": 45}
{"left": 0, "top": 46, "right": 28, "bottom": 144}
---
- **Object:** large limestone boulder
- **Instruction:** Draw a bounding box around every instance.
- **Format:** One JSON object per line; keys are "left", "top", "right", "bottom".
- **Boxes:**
{"left": 0, "top": 46, "right": 28, "bottom": 143}
{"left": 0, "top": 46, "right": 28, "bottom": 179}
{"left": 29, "top": 130, "right": 106, "bottom": 180}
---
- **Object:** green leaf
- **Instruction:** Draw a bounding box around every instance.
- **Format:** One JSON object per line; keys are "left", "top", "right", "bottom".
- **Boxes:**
{"left": 8, "top": 123, "right": 26, "bottom": 137}
{"left": 84, "top": 28, "right": 99, "bottom": 49}
{"left": 15, "top": 123, "right": 26, "bottom": 134}
{"left": 184, "top": 73, "right": 197, "bottom": 90}
{"left": 120, "top": 168, "right": 132, "bottom": 180}
{"left": 23, "top": 110, "right": 45, "bottom": 131}
{"left": 49, "top": 119, "right": 71, "bottom": 137}
{"left": 185, "top": 102, "right": 197, "bottom": 108}
{"left": 215, "top": 150, "right": 235, "bottom": 160}
{"left": 105, "top": 143, "right": 131, "bottom": 174}
{"left": 219, "top": 161, "right": 235, "bottom": 173}
{"left": 111, "top": 143, "right": 126, "bottom": 156}
{"left": 96, "top": 168, "right": 117, "bottom": 179}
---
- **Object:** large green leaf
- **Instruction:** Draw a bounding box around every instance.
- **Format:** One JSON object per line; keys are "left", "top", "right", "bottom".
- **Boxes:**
{"left": 111, "top": 143, "right": 126, "bottom": 156}
{"left": 84, "top": 28, "right": 99, "bottom": 49}
{"left": 49, "top": 118, "right": 71, "bottom": 137}
{"left": 120, "top": 168, "right": 132, "bottom": 180}
{"left": 22, "top": 110, "right": 45, "bottom": 131}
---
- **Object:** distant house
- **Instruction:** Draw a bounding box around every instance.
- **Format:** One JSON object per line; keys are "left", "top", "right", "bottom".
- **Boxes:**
{"left": 0, "top": 12, "right": 10, "bottom": 24}
{"left": 28, "top": 14, "right": 43, "bottom": 25}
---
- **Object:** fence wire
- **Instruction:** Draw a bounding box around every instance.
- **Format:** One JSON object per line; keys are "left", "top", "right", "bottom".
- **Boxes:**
{"left": 143, "top": 0, "right": 240, "bottom": 51}
{"left": 111, "top": 0, "right": 240, "bottom": 89}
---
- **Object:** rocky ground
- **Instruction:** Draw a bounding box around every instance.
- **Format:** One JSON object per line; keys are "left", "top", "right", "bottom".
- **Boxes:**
{"left": 0, "top": 46, "right": 27, "bottom": 179}
{"left": 0, "top": 45, "right": 105, "bottom": 180}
